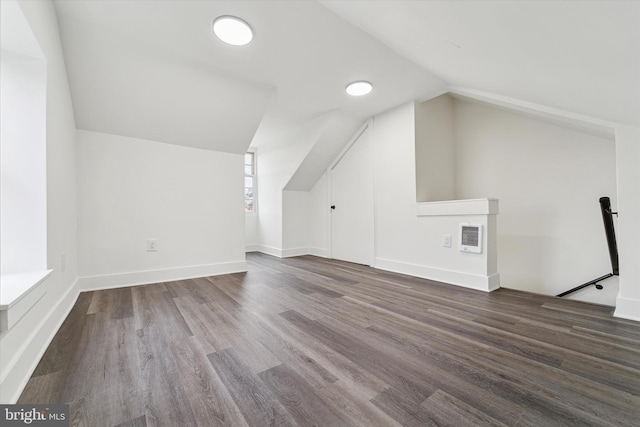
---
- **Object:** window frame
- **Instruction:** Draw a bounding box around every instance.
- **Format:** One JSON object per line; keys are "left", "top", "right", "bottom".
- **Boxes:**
{"left": 244, "top": 150, "right": 257, "bottom": 214}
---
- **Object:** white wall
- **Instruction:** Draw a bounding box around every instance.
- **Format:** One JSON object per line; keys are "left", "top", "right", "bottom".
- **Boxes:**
{"left": 77, "top": 130, "right": 246, "bottom": 289}
{"left": 0, "top": 52, "right": 46, "bottom": 275}
{"left": 255, "top": 144, "right": 288, "bottom": 254}
{"left": 245, "top": 214, "right": 259, "bottom": 251}
{"left": 614, "top": 126, "right": 640, "bottom": 321}
{"left": 282, "top": 191, "right": 311, "bottom": 257}
{"left": 415, "top": 95, "right": 455, "bottom": 202}
{"left": 453, "top": 100, "right": 617, "bottom": 296}
{"left": 255, "top": 126, "right": 321, "bottom": 256}
{"left": 308, "top": 172, "right": 330, "bottom": 258}
{"left": 0, "top": 0, "right": 79, "bottom": 403}
{"left": 373, "top": 102, "right": 497, "bottom": 289}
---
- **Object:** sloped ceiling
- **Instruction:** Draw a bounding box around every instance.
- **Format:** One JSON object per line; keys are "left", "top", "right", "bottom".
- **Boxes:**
{"left": 53, "top": 0, "right": 445, "bottom": 155}
{"left": 54, "top": 0, "right": 639, "bottom": 182}
{"left": 322, "top": 0, "right": 640, "bottom": 127}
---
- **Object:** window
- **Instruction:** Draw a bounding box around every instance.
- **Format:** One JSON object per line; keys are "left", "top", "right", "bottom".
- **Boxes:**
{"left": 1, "top": 0, "right": 50, "bottom": 331}
{"left": 244, "top": 151, "right": 256, "bottom": 213}
{"left": 1, "top": 0, "right": 47, "bottom": 277}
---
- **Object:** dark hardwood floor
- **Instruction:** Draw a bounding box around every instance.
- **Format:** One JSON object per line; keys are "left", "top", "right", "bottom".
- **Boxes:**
{"left": 18, "top": 253, "right": 640, "bottom": 426}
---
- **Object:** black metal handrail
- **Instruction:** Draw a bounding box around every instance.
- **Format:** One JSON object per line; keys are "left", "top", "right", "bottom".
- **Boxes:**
{"left": 556, "top": 197, "right": 619, "bottom": 297}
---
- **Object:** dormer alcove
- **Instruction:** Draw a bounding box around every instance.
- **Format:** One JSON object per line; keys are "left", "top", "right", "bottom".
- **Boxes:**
{"left": 414, "top": 93, "right": 618, "bottom": 300}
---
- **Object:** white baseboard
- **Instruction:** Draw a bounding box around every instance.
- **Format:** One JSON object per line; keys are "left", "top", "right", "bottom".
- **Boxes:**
{"left": 78, "top": 261, "right": 247, "bottom": 292}
{"left": 249, "top": 245, "right": 320, "bottom": 259}
{"left": 245, "top": 244, "right": 260, "bottom": 253}
{"left": 614, "top": 295, "right": 640, "bottom": 322}
{"left": 253, "top": 245, "right": 284, "bottom": 258}
{"left": 0, "top": 277, "right": 79, "bottom": 403}
{"left": 375, "top": 258, "right": 500, "bottom": 292}
{"left": 281, "top": 247, "right": 309, "bottom": 258}
{"left": 308, "top": 247, "right": 329, "bottom": 258}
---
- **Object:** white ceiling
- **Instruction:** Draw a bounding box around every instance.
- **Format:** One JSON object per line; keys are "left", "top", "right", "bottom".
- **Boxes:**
{"left": 53, "top": 0, "right": 445, "bottom": 155}
{"left": 323, "top": 0, "right": 640, "bottom": 127}
{"left": 53, "top": 0, "right": 639, "bottom": 186}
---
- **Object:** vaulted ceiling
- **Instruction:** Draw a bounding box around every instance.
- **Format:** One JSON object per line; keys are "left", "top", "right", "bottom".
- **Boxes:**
{"left": 323, "top": 0, "right": 640, "bottom": 127}
{"left": 54, "top": 0, "right": 639, "bottom": 185}
{"left": 53, "top": 0, "right": 445, "bottom": 154}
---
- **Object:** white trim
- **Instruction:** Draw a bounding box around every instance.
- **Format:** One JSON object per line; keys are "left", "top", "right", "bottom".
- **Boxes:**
{"left": 448, "top": 87, "right": 617, "bottom": 139}
{"left": 326, "top": 167, "right": 333, "bottom": 259}
{"left": 0, "top": 270, "right": 52, "bottom": 331}
{"left": 309, "top": 247, "right": 329, "bottom": 258}
{"left": 375, "top": 257, "right": 500, "bottom": 292}
{"left": 253, "top": 245, "right": 284, "bottom": 258}
{"left": 281, "top": 247, "right": 309, "bottom": 258}
{"left": 78, "top": 261, "right": 247, "bottom": 292}
{"left": 245, "top": 244, "right": 260, "bottom": 253}
{"left": 329, "top": 119, "right": 375, "bottom": 267}
{"left": 0, "top": 270, "right": 52, "bottom": 309}
{"left": 0, "top": 278, "right": 80, "bottom": 403}
{"left": 416, "top": 198, "right": 499, "bottom": 216}
{"left": 329, "top": 120, "right": 371, "bottom": 171}
{"left": 250, "top": 245, "right": 327, "bottom": 259}
{"left": 614, "top": 295, "right": 640, "bottom": 322}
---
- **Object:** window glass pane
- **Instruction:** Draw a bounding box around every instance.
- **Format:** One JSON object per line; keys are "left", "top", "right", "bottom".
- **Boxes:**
{"left": 245, "top": 151, "right": 255, "bottom": 213}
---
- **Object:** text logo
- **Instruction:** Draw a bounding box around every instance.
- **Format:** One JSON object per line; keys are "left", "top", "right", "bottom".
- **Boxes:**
{"left": 1, "top": 405, "right": 69, "bottom": 426}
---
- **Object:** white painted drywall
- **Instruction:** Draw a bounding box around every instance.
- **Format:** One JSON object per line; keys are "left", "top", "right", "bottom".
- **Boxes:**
{"left": 0, "top": 0, "right": 80, "bottom": 403}
{"left": 245, "top": 213, "right": 259, "bottom": 251}
{"left": 415, "top": 94, "right": 456, "bottom": 202}
{"left": 373, "top": 102, "right": 496, "bottom": 289}
{"left": 255, "top": 116, "right": 329, "bottom": 256}
{"left": 255, "top": 144, "right": 288, "bottom": 255}
{"left": 308, "top": 171, "right": 330, "bottom": 258}
{"left": 77, "top": 130, "right": 246, "bottom": 287}
{"left": 453, "top": 99, "right": 617, "bottom": 296}
{"left": 614, "top": 126, "right": 640, "bottom": 321}
{"left": 0, "top": 52, "right": 46, "bottom": 275}
{"left": 282, "top": 191, "right": 311, "bottom": 257}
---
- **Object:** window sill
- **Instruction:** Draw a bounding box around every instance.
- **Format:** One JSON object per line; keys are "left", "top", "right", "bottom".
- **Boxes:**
{"left": 0, "top": 269, "right": 52, "bottom": 331}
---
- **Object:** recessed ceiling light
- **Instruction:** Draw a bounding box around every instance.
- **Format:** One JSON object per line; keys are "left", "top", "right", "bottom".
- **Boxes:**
{"left": 346, "top": 81, "right": 373, "bottom": 96}
{"left": 213, "top": 16, "right": 253, "bottom": 46}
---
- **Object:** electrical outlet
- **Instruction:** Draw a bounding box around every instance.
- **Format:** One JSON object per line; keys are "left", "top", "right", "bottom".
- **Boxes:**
{"left": 442, "top": 234, "right": 452, "bottom": 248}
{"left": 147, "top": 239, "right": 158, "bottom": 252}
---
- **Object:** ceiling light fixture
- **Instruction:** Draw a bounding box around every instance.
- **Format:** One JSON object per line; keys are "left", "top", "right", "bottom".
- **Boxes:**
{"left": 346, "top": 81, "right": 373, "bottom": 96}
{"left": 213, "top": 15, "right": 253, "bottom": 46}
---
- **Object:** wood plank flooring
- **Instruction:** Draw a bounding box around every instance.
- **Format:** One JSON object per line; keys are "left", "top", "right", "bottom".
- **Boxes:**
{"left": 18, "top": 253, "right": 640, "bottom": 426}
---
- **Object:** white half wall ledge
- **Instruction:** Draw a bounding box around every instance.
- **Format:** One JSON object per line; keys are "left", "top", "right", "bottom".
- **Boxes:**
{"left": 376, "top": 258, "right": 500, "bottom": 292}
{"left": 78, "top": 261, "right": 247, "bottom": 292}
{"left": 614, "top": 296, "right": 640, "bottom": 323}
{"left": 0, "top": 278, "right": 79, "bottom": 404}
{"left": 0, "top": 270, "right": 52, "bottom": 331}
{"left": 416, "top": 198, "right": 499, "bottom": 216}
